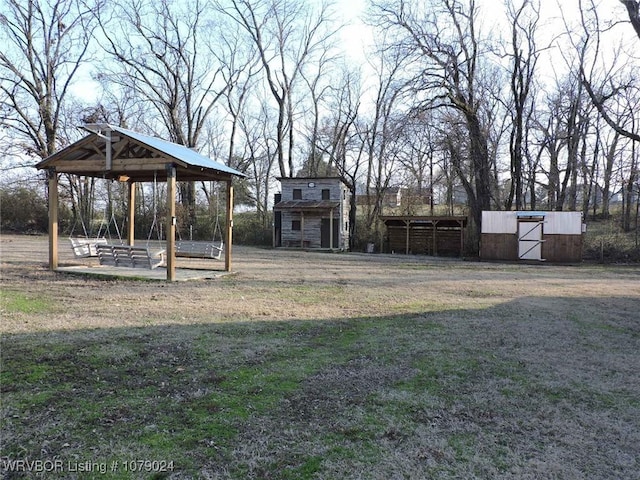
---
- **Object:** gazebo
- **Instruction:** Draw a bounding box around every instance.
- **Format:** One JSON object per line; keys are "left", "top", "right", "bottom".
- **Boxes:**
{"left": 35, "top": 124, "right": 246, "bottom": 281}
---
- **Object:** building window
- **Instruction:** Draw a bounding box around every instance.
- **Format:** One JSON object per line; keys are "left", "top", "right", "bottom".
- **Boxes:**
{"left": 293, "top": 189, "right": 302, "bottom": 199}
{"left": 292, "top": 220, "right": 301, "bottom": 231}
{"left": 322, "top": 189, "right": 330, "bottom": 200}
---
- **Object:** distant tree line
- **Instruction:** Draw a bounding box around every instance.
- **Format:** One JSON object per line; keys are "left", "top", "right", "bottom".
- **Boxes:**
{"left": 1, "top": 0, "right": 639, "bottom": 251}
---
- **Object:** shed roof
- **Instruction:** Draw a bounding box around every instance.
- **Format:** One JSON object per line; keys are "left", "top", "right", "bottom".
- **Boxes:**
{"left": 36, "top": 124, "right": 245, "bottom": 182}
{"left": 380, "top": 216, "right": 467, "bottom": 228}
{"left": 277, "top": 176, "right": 344, "bottom": 181}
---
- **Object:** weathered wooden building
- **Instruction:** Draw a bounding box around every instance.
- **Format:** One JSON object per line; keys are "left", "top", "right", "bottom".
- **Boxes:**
{"left": 480, "top": 211, "right": 585, "bottom": 262}
{"left": 273, "top": 177, "right": 350, "bottom": 250}
{"left": 380, "top": 216, "right": 467, "bottom": 256}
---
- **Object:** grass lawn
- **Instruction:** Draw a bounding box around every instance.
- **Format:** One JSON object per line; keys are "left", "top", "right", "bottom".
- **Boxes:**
{"left": 1, "top": 235, "right": 639, "bottom": 478}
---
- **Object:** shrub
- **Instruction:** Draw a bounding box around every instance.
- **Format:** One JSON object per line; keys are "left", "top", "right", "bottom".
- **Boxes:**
{"left": 232, "top": 211, "right": 272, "bottom": 246}
{"left": 0, "top": 187, "right": 49, "bottom": 234}
{"left": 350, "top": 216, "right": 377, "bottom": 252}
{"left": 583, "top": 215, "right": 640, "bottom": 262}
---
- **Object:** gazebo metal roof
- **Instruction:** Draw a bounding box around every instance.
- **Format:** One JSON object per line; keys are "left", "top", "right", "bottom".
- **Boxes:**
{"left": 36, "top": 124, "right": 245, "bottom": 182}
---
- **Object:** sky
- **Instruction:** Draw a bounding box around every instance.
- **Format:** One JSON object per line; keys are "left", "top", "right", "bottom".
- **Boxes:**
{"left": 70, "top": 0, "right": 636, "bottom": 106}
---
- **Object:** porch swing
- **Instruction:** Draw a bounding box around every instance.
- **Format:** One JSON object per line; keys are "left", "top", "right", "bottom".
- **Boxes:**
{"left": 175, "top": 182, "right": 224, "bottom": 260}
{"left": 68, "top": 192, "right": 112, "bottom": 258}
{"left": 95, "top": 174, "right": 166, "bottom": 269}
{"left": 68, "top": 215, "right": 108, "bottom": 258}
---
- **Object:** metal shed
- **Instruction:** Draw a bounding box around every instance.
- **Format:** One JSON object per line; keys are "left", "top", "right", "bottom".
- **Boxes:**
{"left": 480, "top": 211, "right": 585, "bottom": 262}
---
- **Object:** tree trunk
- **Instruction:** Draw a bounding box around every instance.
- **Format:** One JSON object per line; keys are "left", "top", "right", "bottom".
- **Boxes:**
{"left": 467, "top": 112, "right": 492, "bottom": 231}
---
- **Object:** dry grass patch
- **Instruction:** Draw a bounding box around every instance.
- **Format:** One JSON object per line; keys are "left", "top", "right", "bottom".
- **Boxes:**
{"left": 1, "top": 235, "right": 639, "bottom": 478}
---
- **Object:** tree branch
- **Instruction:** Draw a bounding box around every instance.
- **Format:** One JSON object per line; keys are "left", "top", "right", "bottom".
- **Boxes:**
{"left": 619, "top": 0, "right": 640, "bottom": 39}
{"left": 581, "top": 73, "right": 640, "bottom": 142}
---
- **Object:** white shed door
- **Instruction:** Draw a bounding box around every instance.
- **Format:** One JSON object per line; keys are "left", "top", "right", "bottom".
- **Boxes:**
{"left": 518, "top": 221, "right": 543, "bottom": 260}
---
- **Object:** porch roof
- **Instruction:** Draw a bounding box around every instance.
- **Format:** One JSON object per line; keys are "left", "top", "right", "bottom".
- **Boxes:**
{"left": 274, "top": 200, "right": 340, "bottom": 211}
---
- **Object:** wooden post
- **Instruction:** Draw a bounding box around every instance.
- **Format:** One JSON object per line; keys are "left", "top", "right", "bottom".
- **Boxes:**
{"left": 301, "top": 211, "right": 305, "bottom": 248}
{"left": 405, "top": 219, "right": 410, "bottom": 255}
{"left": 225, "top": 180, "right": 233, "bottom": 272}
{"left": 166, "top": 165, "right": 176, "bottom": 281}
{"left": 127, "top": 181, "right": 136, "bottom": 246}
{"left": 329, "top": 208, "right": 334, "bottom": 250}
{"left": 48, "top": 168, "right": 58, "bottom": 270}
{"left": 105, "top": 129, "right": 112, "bottom": 170}
{"left": 272, "top": 213, "right": 276, "bottom": 248}
{"left": 433, "top": 220, "right": 439, "bottom": 256}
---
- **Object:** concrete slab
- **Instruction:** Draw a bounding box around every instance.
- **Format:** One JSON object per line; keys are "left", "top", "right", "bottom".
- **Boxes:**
{"left": 56, "top": 265, "right": 233, "bottom": 281}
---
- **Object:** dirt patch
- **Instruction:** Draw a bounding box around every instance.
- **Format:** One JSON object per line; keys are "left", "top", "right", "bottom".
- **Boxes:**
{"left": 2, "top": 234, "right": 638, "bottom": 333}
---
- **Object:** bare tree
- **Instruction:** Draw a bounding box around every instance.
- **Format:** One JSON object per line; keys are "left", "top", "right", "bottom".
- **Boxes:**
{"left": 1, "top": 0, "right": 105, "bottom": 237}
{"left": 99, "top": 0, "right": 229, "bottom": 147}
{"left": 598, "top": 125, "right": 620, "bottom": 219}
{"left": 578, "top": 0, "right": 640, "bottom": 142}
{"left": 360, "top": 41, "right": 409, "bottom": 241}
{"left": 615, "top": 87, "right": 640, "bottom": 231}
{"left": 220, "top": 35, "right": 260, "bottom": 169}
{"left": 536, "top": 91, "right": 564, "bottom": 210}
{"left": 301, "top": 45, "right": 339, "bottom": 177}
{"left": 238, "top": 100, "right": 278, "bottom": 227}
{"left": 374, "top": 0, "right": 494, "bottom": 245}
{"left": 534, "top": 74, "right": 593, "bottom": 212}
{"left": 316, "top": 65, "right": 363, "bottom": 248}
{"left": 97, "top": 0, "right": 236, "bottom": 226}
{"left": 620, "top": 0, "right": 640, "bottom": 37}
{"left": 395, "top": 110, "right": 439, "bottom": 215}
{"left": 0, "top": 0, "right": 103, "bottom": 160}
{"left": 572, "top": 0, "right": 639, "bottom": 227}
{"left": 217, "top": 0, "right": 338, "bottom": 178}
{"left": 504, "top": 0, "right": 542, "bottom": 210}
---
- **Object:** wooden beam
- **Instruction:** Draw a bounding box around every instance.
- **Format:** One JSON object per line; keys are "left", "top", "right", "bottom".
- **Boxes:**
{"left": 35, "top": 134, "right": 98, "bottom": 166}
{"left": 127, "top": 181, "right": 136, "bottom": 245}
{"left": 51, "top": 159, "right": 106, "bottom": 170}
{"left": 90, "top": 144, "right": 106, "bottom": 158}
{"left": 329, "top": 208, "right": 334, "bottom": 250}
{"left": 49, "top": 159, "right": 169, "bottom": 172}
{"left": 105, "top": 129, "right": 112, "bottom": 170}
{"left": 405, "top": 220, "right": 410, "bottom": 255}
{"left": 112, "top": 160, "right": 169, "bottom": 170}
{"left": 433, "top": 220, "right": 439, "bottom": 256}
{"left": 111, "top": 137, "right": 128, "bottom": 159}
{"left": 166, "top": 165, "right": 176, "bottom": 281}
{"left": 225, "top": 181, "right": 234, "bottom": 272}
{"left": 48, "top": 169, "right": 58, "bottom": 270}
{"left": 301, "top": 211, "right": 305, "bottom": 248}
